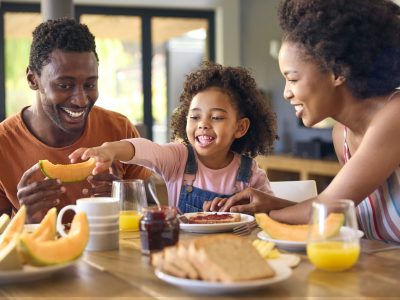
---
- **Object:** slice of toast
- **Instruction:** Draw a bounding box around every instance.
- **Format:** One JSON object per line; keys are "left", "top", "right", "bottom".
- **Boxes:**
{"left": 187, "top": 213, "right": 241, "bottom": 224}
{"left": 188, "top": 234, "right": 275, "bottom": 282}
{"left": 152, "top": 251, "right": 187, "bottom": 278}
{"left": 152, "top": 243, "right": 200, "bottom": 279}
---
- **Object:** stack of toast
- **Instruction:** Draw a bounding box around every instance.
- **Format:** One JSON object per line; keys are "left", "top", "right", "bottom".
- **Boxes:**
{"left": 152, "top": 234, "right": 275, "bottom": 282}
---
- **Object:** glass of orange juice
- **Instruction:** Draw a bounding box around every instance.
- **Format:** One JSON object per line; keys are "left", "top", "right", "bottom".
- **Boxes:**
{"left": 112, "top": 179, "right": 148, "bottom": 231}
{"left": 306, "top": 199, "right": 360, "bottom": 272}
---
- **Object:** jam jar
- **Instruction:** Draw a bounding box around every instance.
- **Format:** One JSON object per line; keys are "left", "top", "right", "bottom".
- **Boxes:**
{"left": 139, "top": 206, "right": 180, "bottom": 255}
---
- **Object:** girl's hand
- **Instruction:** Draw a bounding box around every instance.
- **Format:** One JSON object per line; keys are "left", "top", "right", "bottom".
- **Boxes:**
{"left": 69, "top": 142, "right": 117, "bottom": 175}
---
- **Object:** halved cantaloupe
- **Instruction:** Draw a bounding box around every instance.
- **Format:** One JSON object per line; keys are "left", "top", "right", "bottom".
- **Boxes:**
{"left": 30, "top": 207, "right": 57, "bottom": 241}
{"left": 19, "top": 212, "right": 89, "bottom": 266}
{"left": 0, "top": 206, "right": 26, "bottom": 249}
{"left": 255, "top": 213, "right": 344, "bottom": 242}
{"left": 0, "top": 235, "right": 22, "bottom": 270}
{"left": 39, "top": 158, "right": 96, "bottom": 183}
{"left": 0, "top": 214, "right": 10, "bottom": 234}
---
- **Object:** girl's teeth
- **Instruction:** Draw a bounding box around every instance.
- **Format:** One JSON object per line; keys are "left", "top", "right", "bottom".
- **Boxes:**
{"left": 294, "top": 105, "right": 303, "bottom": 112}
{"left": 197, "top": 135, "right": 214, "bottom": 145}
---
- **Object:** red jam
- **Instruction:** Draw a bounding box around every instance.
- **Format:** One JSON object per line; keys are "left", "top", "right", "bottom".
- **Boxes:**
{"left": 139, "top": 206, "right": 179, "bottom": 255}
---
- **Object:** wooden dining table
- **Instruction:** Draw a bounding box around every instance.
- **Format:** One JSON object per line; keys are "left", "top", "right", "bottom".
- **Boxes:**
{"left": 0, "top": 229, "right": 399, "bottom": 299}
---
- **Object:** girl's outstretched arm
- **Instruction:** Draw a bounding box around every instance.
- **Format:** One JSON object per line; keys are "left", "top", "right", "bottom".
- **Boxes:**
{"left": 69, "top": 141, "right": 135, "bottom": 175}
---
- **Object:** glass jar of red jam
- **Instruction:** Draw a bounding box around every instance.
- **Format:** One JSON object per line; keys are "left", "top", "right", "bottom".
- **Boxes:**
{"left": 139, "top": 206, "right": 179, "bottom": 255}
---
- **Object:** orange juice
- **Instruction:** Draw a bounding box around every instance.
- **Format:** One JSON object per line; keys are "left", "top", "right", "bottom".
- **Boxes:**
{"left": 307, "top": 241, "right": 360, "bottom": 271}
{"left": 119, "top": 210, "right": 142, "bottom": 231}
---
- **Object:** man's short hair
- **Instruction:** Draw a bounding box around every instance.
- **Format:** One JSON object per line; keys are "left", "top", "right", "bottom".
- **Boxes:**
{"left": 29, "top": 18, "right": 98, "bottom": 75}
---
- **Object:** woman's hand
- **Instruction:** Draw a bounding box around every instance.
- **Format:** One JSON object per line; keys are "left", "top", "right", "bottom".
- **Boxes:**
{"left": 203, "top": 187, "right": 297, "bottom": 215}
{"left": 219, "top": 188, "right": 273, "bottom": 214}
{"left": 17, "top": 163, "right": 65, "bottom": 223}
{"left": 203, "top": 188, "right": 273, "bottom": 214}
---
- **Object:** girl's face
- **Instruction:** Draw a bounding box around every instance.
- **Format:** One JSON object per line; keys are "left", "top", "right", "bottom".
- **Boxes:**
{"left": 186, "top": 87, "right": 249, "bottom": 165}
{"left": 278, "top": 42, "right": 343, "bottom": 127}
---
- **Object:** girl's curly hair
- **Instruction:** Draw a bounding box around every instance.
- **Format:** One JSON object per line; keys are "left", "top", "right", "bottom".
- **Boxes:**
{"left": 278, "top": 0, "right": 400, "bottom": 99}
{"left": 170, "top": 62, "right": 278, "bottom": 157}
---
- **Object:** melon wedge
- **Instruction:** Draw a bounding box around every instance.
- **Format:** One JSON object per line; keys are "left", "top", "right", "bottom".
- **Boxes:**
{"left": 39, "top": 158, "right": 96, "bottom": 183}
{"left": 0, "top": 214, "right": 10, "bottom": 234}
{"left": 0, "top": 206, "right": 26, "bottom": 249}
{"left": 19, "top": 212, "right": 89, "bottom": 266}
{"left": 30, "top": 207, "right": 57, "bottom": 241}
{"left": 0, "top": 235, "right": 22, "bottom": 270}
{"left": 255, "top": 213, "right": 344, "bottom": 242}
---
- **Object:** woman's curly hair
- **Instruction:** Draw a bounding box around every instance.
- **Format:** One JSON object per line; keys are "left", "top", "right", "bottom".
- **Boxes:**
{"left": 170, "top": 62, "right": 278, "bottom": 157}
{"left": 278, "top": 0, "right": 400, "bottom": 99}
{"left": 29, "top": 18, "right": 98, "bottom": 75}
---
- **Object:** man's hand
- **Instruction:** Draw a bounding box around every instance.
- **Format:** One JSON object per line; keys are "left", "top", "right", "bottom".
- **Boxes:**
{"left": 82, "top": 162, "right": 121, "bottom": 197}
{"left": 17, "top": 163, "right": 65, "bottom": 223}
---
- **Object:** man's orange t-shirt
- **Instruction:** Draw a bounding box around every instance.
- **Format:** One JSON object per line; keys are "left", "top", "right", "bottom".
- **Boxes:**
{"left": 0, "top": 105, "right": 152, "bottom": 216}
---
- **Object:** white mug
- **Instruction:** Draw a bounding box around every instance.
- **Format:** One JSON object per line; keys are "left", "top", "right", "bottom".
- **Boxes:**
{"left": 86, "top": 230, "right": 119, "bottom": 251}
{"left": 57, "top": 197, "right": 120, "bottom": 251}
{"left": 85, "top": 230, "right": 119, "bottom": 251}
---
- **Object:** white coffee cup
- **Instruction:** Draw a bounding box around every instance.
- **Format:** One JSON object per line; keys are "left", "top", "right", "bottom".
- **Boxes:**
{"left": 87, "top": 214, "right": 119, "bottom": 225}
{"left": 86, "top": 230, "right": 119, "bottom": 251}
{"left": 58, "top": 197, "right": 119, "bottom": 218}
{"left": 57, "top": 197, "right": 120, "bottom": 251}
{"left": 89, "top": 222, "right": 119, "bottom": 232}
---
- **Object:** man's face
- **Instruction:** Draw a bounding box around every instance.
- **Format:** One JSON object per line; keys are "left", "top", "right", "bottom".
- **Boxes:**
{"left": 33, "top": 49, "right": 99, "bottom": 135}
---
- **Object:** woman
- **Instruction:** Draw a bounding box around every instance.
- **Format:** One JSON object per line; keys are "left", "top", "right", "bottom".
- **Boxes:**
{"left": 204, "top": 0, "right": 400, "bottom": 243}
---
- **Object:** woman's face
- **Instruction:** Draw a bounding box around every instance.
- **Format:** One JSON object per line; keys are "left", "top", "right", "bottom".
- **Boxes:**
{"left": 278, "top": 42, "right": 341, "bottom": 127}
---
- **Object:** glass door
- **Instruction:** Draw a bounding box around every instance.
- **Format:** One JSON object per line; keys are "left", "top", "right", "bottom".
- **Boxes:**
{"left": 4, "top": 12, "right": 41, "bottom": 116}
{"left": 80, "top": 15, "right": 144, "bottom": 127}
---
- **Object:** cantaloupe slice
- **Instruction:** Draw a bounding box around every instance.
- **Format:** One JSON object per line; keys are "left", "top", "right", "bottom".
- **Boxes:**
{"left": 39, "top": 158, "right": 96, "bottom": 183}
{"left": 0, "top": 206, "right": 26, "bottom": 249}
{"left": 30, "top": 208, "right": 57, "bottom": 241}
{"left": 0, "top": 214, "right": 10, "bottom": 234}
{"left": 255, "top": 213, "right": 344, "bottom": 242}
{"left": 19, "top": 212, "right": 89, "bottom": 266}
{"left": 0, "top": 235, "right": 22, "bottom": 270}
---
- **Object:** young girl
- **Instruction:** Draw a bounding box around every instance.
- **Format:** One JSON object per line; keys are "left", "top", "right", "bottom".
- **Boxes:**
{"left": 69, "top": 62, "right": 277, "bottom": 213}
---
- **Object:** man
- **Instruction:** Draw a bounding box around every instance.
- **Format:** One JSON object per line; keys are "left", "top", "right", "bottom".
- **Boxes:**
{"left": 0, "top": 18, "right": 151, "bottom": 223}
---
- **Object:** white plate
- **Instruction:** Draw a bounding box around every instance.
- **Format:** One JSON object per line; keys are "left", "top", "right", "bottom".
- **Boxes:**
{"left": 257, "top": 227, "right": 365, "bottom": 252}
{"left": 179, "top": 212, "right": 254, "bottom": 233}
{"left": 0, "top": 259, "right": 78, "bottom": 285}
{"left": 155, "top": 260, "right": 292, "bottom": 294}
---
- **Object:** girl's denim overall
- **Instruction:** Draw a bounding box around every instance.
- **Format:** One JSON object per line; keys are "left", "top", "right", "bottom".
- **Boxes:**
{"left": 177, "top": 145, "right": 252, "bottom": 213}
